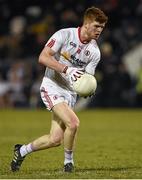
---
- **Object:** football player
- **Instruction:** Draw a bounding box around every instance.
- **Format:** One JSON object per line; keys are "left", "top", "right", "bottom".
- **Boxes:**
{"left": 10, "top": 6, "right": 108, "bottom": 172}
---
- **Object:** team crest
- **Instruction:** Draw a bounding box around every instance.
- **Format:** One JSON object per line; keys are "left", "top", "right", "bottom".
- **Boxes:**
{"left": 53, "top": 95, "right": 58, "bottom": 100}
{"left": 85, "top": 50, "right": 90, "bottom": 56}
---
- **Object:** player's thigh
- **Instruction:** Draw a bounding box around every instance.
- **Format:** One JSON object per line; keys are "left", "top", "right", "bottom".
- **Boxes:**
{"left": 52, "top": 102, "right": 80, "bottom": 129}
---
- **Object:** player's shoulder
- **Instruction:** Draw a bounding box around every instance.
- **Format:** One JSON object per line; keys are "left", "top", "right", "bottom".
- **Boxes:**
{"left": 59, "top": 27, "right": 77, "bottom": 32}
{"left": 88, "top": 40, "right": 100, "bottom": 54}
{"left": 57, "top": 27, "right": 77, "bottom": 36}
{"left": 90, "top": 39, "right": 100, "bottom": 49}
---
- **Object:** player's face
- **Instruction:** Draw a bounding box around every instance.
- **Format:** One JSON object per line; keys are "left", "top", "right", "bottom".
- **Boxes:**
{"left": 86, "top": 21, "right": 105, "bottom": 40}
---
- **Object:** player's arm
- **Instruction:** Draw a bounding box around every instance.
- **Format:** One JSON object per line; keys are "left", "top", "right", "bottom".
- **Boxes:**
{"left": 38, "top": 44, "right": 83, "bottom": 81}
{"left": 39, "top": 46, "right": 66, "bottom": 73}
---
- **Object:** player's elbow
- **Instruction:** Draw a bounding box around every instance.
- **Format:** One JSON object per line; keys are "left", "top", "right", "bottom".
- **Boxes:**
{"left": 38, "top": 54, "right": 44, "bottom": 64}
{"left": 38, "top": 54, "right": 49, "bottom": 67}
{"left": 39, "top": 46, "right": 54, "bottom": 65}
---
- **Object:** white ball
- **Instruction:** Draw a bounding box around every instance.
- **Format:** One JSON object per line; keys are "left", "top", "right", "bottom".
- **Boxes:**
{"left": 73, "top": 73, "right": 97, "bottom": 97}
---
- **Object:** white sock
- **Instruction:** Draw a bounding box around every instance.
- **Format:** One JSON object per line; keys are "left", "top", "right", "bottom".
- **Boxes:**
{"left": 20, "top": 143, "right": 34, "bottom": 157}
{"left": 64, "top": 149, "right": 74, "bottom": 165}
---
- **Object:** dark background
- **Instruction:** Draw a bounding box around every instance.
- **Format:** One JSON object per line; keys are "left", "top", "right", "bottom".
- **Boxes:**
{"left": 0, "top": 0, "right": 142, "bottom": 108}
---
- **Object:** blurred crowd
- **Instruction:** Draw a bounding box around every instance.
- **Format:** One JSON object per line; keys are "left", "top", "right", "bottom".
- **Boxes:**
{"left": 0, "top": 0, "right": 142, "bottom": 108}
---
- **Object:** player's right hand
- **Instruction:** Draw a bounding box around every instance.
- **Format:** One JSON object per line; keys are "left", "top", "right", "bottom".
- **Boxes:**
{"left": 65, "top": 66, "right": 84, "bottom": 81}
{"left": 84, "top": 92, "right": 95, "bottom": 98}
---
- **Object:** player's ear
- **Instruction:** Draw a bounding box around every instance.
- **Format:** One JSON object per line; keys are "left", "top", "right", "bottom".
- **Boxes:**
{"left": 84, "top": 23, "right": 89, "bottom": 30}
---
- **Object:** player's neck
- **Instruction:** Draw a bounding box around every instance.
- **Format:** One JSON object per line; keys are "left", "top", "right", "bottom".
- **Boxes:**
{"left": 79, "top": 26, "right": 91, "bottom": 44}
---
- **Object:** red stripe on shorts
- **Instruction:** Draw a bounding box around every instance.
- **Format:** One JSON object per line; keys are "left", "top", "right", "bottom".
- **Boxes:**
{"left": 41, "top": 88, "right": 53, "bottom": 109}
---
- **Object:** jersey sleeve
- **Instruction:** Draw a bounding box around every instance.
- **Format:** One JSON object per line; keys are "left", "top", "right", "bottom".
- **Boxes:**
{"left": 85, "top": 49, "right": 101, "bottom": 75}
{"left": 45, "top": 29, "right": 67, "bottom": 52}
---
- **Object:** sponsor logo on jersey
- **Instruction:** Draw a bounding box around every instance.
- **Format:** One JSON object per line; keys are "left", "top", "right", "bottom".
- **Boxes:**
{"left": 70, "top": 41, "right": 77, "bottom": 48}
{"left": 70, "top": 54, "right": 86, "bottom": 66}
{"left": 61, "top": 52, "right": 86, "bottom": 67}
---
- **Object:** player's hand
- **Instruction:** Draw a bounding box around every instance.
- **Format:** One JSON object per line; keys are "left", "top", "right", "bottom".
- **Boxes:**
{"left": 65, "top": 67, "right": 84, "bottom": 81}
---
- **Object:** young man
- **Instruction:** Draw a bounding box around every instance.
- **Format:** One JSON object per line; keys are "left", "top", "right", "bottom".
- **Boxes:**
{"left": 10, "top": 6, "right": 108, "bottom": 172}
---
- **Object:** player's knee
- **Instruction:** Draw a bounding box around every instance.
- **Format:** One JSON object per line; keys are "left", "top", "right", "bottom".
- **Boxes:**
{"left": 69, "top": 117, "right": 80, "bottom": 131}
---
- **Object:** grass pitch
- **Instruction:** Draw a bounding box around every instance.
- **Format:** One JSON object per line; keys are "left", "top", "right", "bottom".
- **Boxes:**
{"left": 0, "top": 109, "right": 142, "bottom": 179}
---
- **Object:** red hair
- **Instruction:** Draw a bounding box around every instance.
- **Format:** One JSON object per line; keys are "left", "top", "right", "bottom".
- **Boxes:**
{"left": 84, "top": 6, "right": 108, "bottom": 24}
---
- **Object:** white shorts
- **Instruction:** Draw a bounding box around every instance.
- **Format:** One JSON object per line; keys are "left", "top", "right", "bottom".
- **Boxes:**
{"left": 40, "top": 77, "right": 77, "bottom": 111}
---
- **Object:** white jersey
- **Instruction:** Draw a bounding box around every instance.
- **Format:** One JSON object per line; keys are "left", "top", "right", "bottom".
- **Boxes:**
{"left": 44, "top": 27, "right": 101, "bottom": 91}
